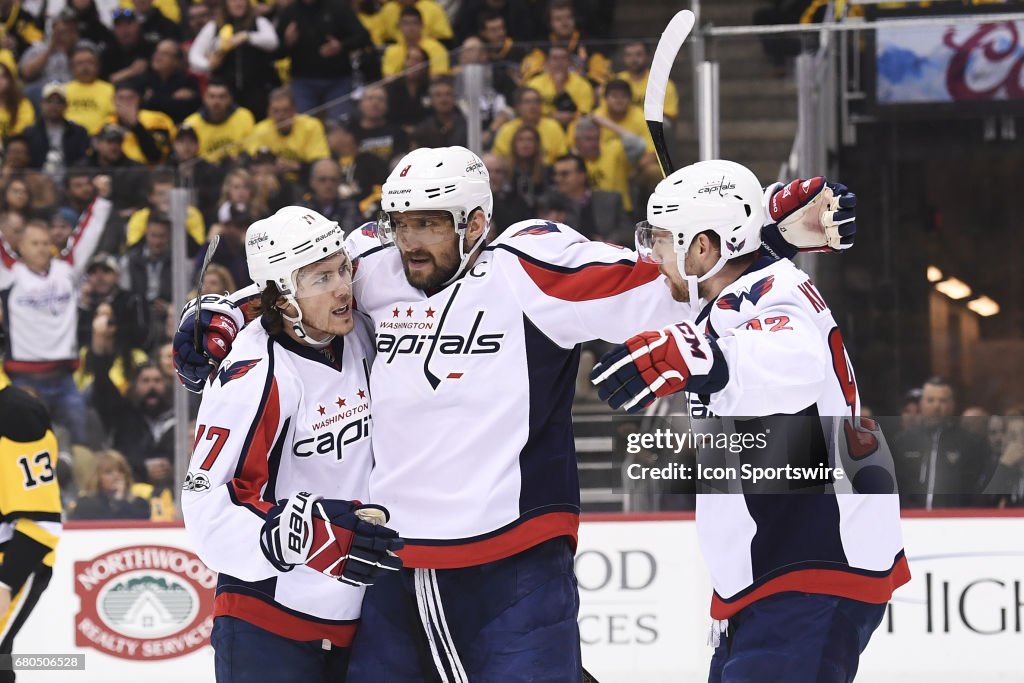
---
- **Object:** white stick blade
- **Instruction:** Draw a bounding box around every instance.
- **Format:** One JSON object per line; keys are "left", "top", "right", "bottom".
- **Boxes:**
{"left": 644, "top": 9, "right": 696, "bottom": 123}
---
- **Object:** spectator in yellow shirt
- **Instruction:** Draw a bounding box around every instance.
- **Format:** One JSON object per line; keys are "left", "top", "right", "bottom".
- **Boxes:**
{"left": 382, "top": 7, "right": 450, "bottom": 77}
{"left": 182, "top": 78, "right": 255, "bottom": 165}
{"left": 357, "top": 1, "right": 387, "bottom": 46}
{"left": 519, "top": 0, "right": 610, "bottom": 85}
{"left": 0, "top": 0, "right": 43, "bottom": 57}
{"left": 107, "top": 79, "right": 176, "bottom": 165}
{"left": 492, "top": 87, "right": 567, "bottom": 166}
{"left": 572, "top": 115, "right": 632, "bottom": 212}
{"left": 617, "top": 40, "right": 679, "bottom": 122}
{"left": 592, "top": 78, "right": 660, "bottom": 191}
{"left": 126, "top": 169, "right": 206, "bottom": 253}
{"left": 64, "top": 44, "right": 115, "bottom": 135}
{"left": 246, "top": 86, "right": 330, "bottom": 182}
{"left": 377, "top": 0, "right": 452, "bottom": 45}
{"left": 526, "top": 44, "right": 594, "bottom": 125}
{"left": 0, "top": 54, "right": 32, "bottom": 140}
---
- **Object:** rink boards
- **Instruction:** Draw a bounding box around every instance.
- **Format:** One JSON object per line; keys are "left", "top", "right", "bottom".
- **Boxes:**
{"left": 15, "top": 512, "right": 1024, "bottom": 682}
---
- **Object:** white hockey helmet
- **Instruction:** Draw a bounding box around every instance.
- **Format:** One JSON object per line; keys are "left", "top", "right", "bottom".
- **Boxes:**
{"left": 378, "top": 146, "right": 493, "bottom": 285}
{"left": 246, "top": 206, "right": 350, "bottom": 343}
{"left": 638, "top": 159, "right": 766, "bottom": 279}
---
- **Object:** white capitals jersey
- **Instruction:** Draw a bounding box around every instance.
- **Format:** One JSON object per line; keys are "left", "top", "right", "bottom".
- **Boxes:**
{"left": 346, "top": 221, "right": 686, "bottom": 568}
{"left": 181, "top": 315, "right": 375, "bottom": 645}
{"left": 0, "top": 198, "right": 110, "bottom": 372}
{"left": 686, "top": 255, "right": 910, "bottom": 620}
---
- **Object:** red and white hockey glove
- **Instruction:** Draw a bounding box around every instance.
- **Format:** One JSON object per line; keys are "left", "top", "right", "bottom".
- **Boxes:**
{"left": 761, "top": 177, "right": 856, "bottom": 258}
{"left": 261, "top": 493, "right": 405, "bottom": 586}
{"left": 172, "top": 295, "right": 244, "bottom": 393}
{"left": 589, "top": 321, "right": 727, "bottom": 414}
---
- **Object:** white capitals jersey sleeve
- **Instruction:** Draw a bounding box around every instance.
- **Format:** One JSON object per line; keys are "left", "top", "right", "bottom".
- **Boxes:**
{"left": 182, "top": 323, "right": 291, "bottom": 582}
{"left": 490, "top": 220, "right": 689, "bottom": 347}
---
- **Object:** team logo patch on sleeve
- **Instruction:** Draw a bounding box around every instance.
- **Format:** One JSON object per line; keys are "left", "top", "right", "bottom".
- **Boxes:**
{"left": 716, "top": 275, "right": 775, "bottom": 311}
{"left": 217, "top": 359, "right": 262, "bottom": 386}
{"left": 512, "top": 222, "right": 561, "bottom": 237}
{"left": 360, "top": 222, "right": 378, "bottom": 237}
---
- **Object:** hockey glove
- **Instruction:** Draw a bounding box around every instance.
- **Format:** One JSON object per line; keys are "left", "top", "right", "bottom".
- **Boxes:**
{"left": 173, "top": 295, "right": 243, "bottom": 393}
{"left": 260, "top": 493, "right": 405, "bottom": 587}
{"left": 590, "top": 321, "right": 727, "bottom": 414}
{"left": 761, "top": 177, "right": 856, "bottom": 258}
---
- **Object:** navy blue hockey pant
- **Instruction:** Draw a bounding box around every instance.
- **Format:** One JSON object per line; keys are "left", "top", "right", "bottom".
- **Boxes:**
{"left": 708, "top": 592, "right": 886, "bottom": 683}
{"left": 211, "top": 616, "right": 351, "bottom": 683}
{"left": 347, "top": 537, "right": 582, "bottom": 683}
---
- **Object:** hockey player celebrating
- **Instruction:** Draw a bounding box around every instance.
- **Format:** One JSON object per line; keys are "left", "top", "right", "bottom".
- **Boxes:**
{"left": 174, "top": 147, "right": 857, "bottom": 681}
{"left": 181, "top": 207, "right": 403, "bottom": 683}
{"left": 590, "top": 160, "right": 909, "bottom": 682}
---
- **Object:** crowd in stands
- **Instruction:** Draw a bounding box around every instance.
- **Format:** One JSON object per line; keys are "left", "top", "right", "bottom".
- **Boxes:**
{"left": 0, "top": 0, "right": 698, "bottom": 521}
{"left": 886, "top": 378, "right": 1024, "bottom": 510}
{"left": 3, "top": 0, "right": 1017, "bottom": 521}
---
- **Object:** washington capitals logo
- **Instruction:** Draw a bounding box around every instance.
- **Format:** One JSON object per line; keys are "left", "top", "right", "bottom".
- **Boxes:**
{"left": 716, "top": 275, "right": 775, "bottom": 311}
{"left": 217, "top": 359, "right": 261, "bottom": 386}
{"left": 512, "top": 222, "right": 560, "bottom": 237}
{"left": 360, "top": 221, "right": 378, "bottom": 237}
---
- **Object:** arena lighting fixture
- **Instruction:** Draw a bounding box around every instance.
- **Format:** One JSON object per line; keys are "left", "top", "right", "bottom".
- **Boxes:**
{"left": 927, "top": 265, "right": 943, "bottom": 282}
{"left": 966, "top": 296, "right": 1000, "bottom": 317}
{"left": 934, "top": 277, "right": 972, "bottom": 300}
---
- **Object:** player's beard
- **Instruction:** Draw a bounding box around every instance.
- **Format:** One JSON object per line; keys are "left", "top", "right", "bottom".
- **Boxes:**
{"left": 400, "top": 244, "right": 461, "bottom": 292}
{"left": 665, "top": 276, "right": 690, "bottom": 302}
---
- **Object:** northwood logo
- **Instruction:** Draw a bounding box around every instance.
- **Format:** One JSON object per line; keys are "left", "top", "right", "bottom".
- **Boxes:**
{"left": 74, "top": 545, "right": 216, "bottom": 660}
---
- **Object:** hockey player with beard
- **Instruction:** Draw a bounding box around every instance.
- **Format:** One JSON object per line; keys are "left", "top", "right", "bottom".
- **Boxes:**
{"left": 590, "top": 160, "right": 909, "bottom": 683}
{"left": 174, "top": 147, "right": 858, "bottom": 681}
{"left": 181, "top": 207, "right": 403, "bottom": 682}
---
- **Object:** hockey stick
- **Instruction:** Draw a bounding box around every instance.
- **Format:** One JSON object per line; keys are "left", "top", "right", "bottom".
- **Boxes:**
{"left": 645, "top": 9, "right": 696, "bottom": 177}
{"left": 193, "top": 234, "right": 221, "bottom": 351}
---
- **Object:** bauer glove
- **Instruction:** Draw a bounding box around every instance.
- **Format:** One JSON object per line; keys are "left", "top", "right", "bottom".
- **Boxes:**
{"left": 261, "top": 493, "right": 404, "bottom": 587}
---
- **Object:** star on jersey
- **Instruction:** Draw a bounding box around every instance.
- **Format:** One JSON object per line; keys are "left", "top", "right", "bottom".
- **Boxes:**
{"left": 317, "top": 405, "right": 326, "bottom": 415}
{"left": 392, "top": 308, "right": 400, "bottom": 317}
{"left": 425, "top": 307, "right": 435, "bottom": 318}
{"left": 336, "top": 397, "right": 346, "bottom": 407}
{"left": 357, "top": 389, "right": 366, "bottom": 399}
{"left": 406, "top": 307, "right": 414, "bottom": 317}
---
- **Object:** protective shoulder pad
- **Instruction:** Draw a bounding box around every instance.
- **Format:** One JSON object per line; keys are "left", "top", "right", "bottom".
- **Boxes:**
{"left": 346, "top": 222, "right": 389, "bottom": 260}
{"left": 490, "top": 219, "right": 635, "bottom": 271}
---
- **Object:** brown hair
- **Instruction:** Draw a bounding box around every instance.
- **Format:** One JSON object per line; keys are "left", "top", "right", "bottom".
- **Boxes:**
{"left": 510, "top": 125, "right": 546, "bottom": 186}
{"left": 217, "top": 0, "right": 254, "bottom": 30}
{"left": 80, "top": 450, "right": 138, "bottom": 499}
{"left": 0, "top": 62, "right": 24, "bottom": 134}
{"left": 219, "top": 168, "right": 268, "bottom": 218}
{"left": 251, "top": 282, "right": 285, "bottom": 335}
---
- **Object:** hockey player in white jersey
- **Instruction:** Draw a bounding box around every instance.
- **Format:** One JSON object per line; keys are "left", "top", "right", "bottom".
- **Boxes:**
{"left": 181, "top": 207, "right": 403, "bottom": 683}
{"left": 591, "top": 160, "right": 909, "bottom": 682}
{"left": 173, "top": 147, "right": 858, "bottom": 682}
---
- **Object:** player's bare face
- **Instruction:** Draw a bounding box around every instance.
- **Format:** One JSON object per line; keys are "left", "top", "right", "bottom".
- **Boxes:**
{"left": 292, "top": 253, "right": 355, "bottom": 340}
{"left": 391, "top": 211, "right": 461, "bottom": 291}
